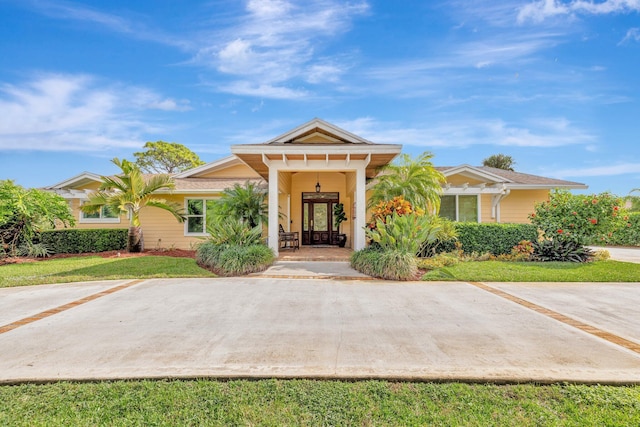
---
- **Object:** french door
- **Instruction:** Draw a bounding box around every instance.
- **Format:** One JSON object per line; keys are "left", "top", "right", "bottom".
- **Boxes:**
{"left": 302, "top": 192, "right": 339, "bottom": 245}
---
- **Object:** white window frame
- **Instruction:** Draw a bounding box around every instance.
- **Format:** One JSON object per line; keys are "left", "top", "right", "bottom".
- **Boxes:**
{"left": 79, "top": 204, "right": 121, "bottom": 224}
{"left": 440, "top": 194, "right": 481, "bottom": 223}
{"left": 184, "top": 197, "right": 219, "bottom": 236}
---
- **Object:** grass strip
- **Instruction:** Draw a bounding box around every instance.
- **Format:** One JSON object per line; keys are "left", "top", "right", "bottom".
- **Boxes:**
{"left": 422, "top": 260, "right": 640, "bottom": 282}
{"left": 0, "top": 256, "right": 215, "bottom": 288}
{"left": 0, "top": 380, "right": 638, "bottom": 426}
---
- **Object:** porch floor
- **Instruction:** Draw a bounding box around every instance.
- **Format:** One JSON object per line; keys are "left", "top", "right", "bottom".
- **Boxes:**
{"left": 277, "top": 245, "right": 353, "bottom": 261}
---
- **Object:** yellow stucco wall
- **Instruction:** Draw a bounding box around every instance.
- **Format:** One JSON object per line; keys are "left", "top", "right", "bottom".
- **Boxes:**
{"left": 67, "top": 193, "right": 223, "bottom": 250}
{"left": 196, "top": 163, "right": 260, "bottom": 179}
{"left": 480, "top": 195, "right": 494, "bottom": 223}
{"left": 445, "top": 175, "right": 484, "bottom": 186}
{"left": 500, "top": 189, "right": 549, "bottom": 223}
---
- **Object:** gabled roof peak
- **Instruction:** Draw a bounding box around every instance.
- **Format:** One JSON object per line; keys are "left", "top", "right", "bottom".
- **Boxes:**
{"left": 45, "top": 172, "right": 103, "bottom": 189}
{"left": 264, "top": 118, "right": 373, "bottom": 145}
{"left": 440, "top": 164, "right": 513, "bottom": 183}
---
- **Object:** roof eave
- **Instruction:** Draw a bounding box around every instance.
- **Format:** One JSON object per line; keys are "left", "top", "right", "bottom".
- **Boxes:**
{"left": 506, "top": 183, "right": 589, "bottom": 190}
{"left": 45, "top": 172, "right": 103, "bottom": 189}
{"left": 441, "top": 164, "right": 514, "bottom": 183}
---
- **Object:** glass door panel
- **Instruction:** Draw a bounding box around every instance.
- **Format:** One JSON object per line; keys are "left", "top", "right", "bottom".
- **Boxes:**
{"left": 313, "top": 203, "right": 328, "bottom": 231}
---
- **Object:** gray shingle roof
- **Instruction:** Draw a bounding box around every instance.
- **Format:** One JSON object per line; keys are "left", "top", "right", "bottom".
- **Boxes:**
{"left": 172, "top": 177, "right": 265, "bottom": 192}
{"left": 437, "top": 166, "right": 586, "bottom": 187}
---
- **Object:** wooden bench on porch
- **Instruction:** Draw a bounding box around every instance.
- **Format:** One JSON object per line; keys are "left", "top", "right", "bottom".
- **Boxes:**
{"left": 279, "top": 224, "right": 299, "bottom": 251}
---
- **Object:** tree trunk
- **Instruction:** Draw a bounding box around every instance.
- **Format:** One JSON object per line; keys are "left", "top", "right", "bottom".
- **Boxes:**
{"left": 128, "top": 226, "right": 144, "bottom": 253}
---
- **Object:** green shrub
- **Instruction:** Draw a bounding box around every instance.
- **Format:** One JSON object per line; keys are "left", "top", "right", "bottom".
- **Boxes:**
{"left": 530, "top": 189, "right": 628, "bottom": 245}
{"left": 435, "top": 223, "right": 538, "bottom": 255}
{"left": 491, "top": 240, "right": 534, "bottom": 262}
{"left": 419, "top": 218, "right": 458, "bottom": 257}
{"left": 366, "top": 212, "right": 441, "bottom": 255}
{"left": 351, "top": 246, "right": 417, "bottom": 281}
{"left": 532, "top": 238, "right": 594, "bottom": 263}
{"left": 606, "top": 212, "right": 640, "bottom": 246}
{"left": 37, "top": 229, "right": 128, "bottom": 254}
{"left": 17, "top": 242, "right": 53, "bottom": 258}
{"left": 206, "top": 215, "right": 264, "bottom": 246}
{"left": 196, "top": 241, "right": 275, "bottom": 276}
{"left": 195, "top": 241, "right": 226, "bottom": 265}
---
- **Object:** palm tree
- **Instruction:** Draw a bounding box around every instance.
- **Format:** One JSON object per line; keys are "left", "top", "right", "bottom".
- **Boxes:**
{"left": 369, "top": 152, "right": 446, "bottom": 215}
{"left": 215, "top": 181, "right": 268, "bottom": 228}
{"left": 81, "top": 158, "right": 184, "bottom": 252}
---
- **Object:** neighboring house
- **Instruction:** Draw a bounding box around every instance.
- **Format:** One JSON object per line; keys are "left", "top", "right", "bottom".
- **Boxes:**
{"left": 45, "top": 118, "right": 586, "bottom": 254}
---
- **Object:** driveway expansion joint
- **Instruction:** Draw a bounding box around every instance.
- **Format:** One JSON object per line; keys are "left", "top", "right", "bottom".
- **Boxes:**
{"left": 467, "top": 281, "right": 640, "bottom": 356}
{"left": 0, "top": 279, "right": 145, "bottom": 335}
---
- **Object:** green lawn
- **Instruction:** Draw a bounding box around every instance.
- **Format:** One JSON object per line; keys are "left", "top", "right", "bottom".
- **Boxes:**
{"left": 422, "top": 260, "right": 640, "bottom": 282}
{"left": 0, "top": 256, "right": 215, "bottom": 288}
{"left": 0, "top": 380, "right": 638, "bottom": 426}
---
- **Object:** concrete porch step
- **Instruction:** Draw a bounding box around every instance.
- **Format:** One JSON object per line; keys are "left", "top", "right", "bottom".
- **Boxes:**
{"left": 251, "top": 261, "right": 373, "bottom": 280}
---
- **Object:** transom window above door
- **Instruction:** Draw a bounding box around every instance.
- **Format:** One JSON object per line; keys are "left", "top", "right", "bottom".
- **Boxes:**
{"left": 302, "top": 192, "right": 338, "bottom": 201}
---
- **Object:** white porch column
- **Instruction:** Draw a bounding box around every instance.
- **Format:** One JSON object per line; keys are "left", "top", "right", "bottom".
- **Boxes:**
{"left": 268, "top": 165, "right": 280, "bottom": 256}
{"left": 354, "top": 165, "right": 367, "bottom": 250}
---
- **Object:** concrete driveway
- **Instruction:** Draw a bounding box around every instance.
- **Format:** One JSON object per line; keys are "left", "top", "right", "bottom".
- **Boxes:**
{"left": 0, "top": 278, "right": 639, "bottom": 384}
{"left": 593, "top": 246, "right": 640, "bottom": 264}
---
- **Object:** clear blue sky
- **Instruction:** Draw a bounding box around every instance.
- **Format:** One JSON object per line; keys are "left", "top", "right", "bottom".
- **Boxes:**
{"left": 1, "top": 0, "right": 639, "bottom": 195}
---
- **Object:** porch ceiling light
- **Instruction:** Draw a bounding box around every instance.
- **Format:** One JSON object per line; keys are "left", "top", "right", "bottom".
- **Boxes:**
{"left": 315, "top": 173, "right": 321, "bottom": 193}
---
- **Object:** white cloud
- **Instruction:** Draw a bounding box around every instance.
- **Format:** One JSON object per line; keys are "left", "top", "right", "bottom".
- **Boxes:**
{"left": 20, "top": 0, "right": 190, "bottom": 48}
{"left": 363, "top": 31, "right": 562, "bottom": 97}
{"left": 336, "top": 116, "right": 595, "bottom": 148}
{"left": 246, "top": 0, "right": 293, "bottom": 17}
{"left": 306, "top": 63, "right": 344, "bottom": 84}
{"left": 217, "top": 81, "right": 309, "bottom": 99}
{"left": 447, "top": 1, "right": 527, "bottom": 28}
{"left": 620, "top": 27, "right": 640, "bottom": 44}
{"left": 144, "top": 98, "right": 192, "bottom": 112}
{"left": 0, "top": 74, "right": 182, "bottom": 152}
{"left": 548, "top": 163, "right": 640, "bottom": 178}
{"left": 518, "top": 0, "right": 640, "bottom": 23}
{"left": 196, "top": 0, "right": 369, "bottom": 98}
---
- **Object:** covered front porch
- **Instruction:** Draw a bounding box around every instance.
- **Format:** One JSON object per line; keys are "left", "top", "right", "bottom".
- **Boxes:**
{"left": 231, "top": 118, "right": 402, "bottom": 256}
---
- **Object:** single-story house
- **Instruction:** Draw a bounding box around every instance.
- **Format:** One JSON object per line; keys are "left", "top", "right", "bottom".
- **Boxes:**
{"left": 46, "top": 118, "right": 587, "bottom": 254}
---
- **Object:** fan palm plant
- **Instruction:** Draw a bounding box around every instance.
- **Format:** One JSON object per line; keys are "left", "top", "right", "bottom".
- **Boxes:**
{"left": 368, "top": 152, "right": 445, "bottom": 215}
{"left": 215, "top": 181, "right": 268, "bottom": 228}
{"left": 81, "top": 158, "right": 184, "bottom": 252}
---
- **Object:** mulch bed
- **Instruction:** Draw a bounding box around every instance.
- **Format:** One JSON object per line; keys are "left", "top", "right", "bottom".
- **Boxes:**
{"left": 0, "top": 249, "right": 197, "bottom": 266}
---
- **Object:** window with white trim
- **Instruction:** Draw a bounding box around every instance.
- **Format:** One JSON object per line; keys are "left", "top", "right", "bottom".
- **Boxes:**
{"left": 185, "top": 198, "right": 218, "bottom": 235}
{"left": 439, "top": 195, "right": 479, "bottom": 222}
{"left": 80, "top": 204, "right": 120, "bottom": 223}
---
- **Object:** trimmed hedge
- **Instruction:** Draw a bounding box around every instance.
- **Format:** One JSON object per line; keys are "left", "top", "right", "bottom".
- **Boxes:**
{"left": 437, "top": 223, "right": 538, "bottom": 255}
{"left": 37, "top": 229, "right": 128, "bottom": 254}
